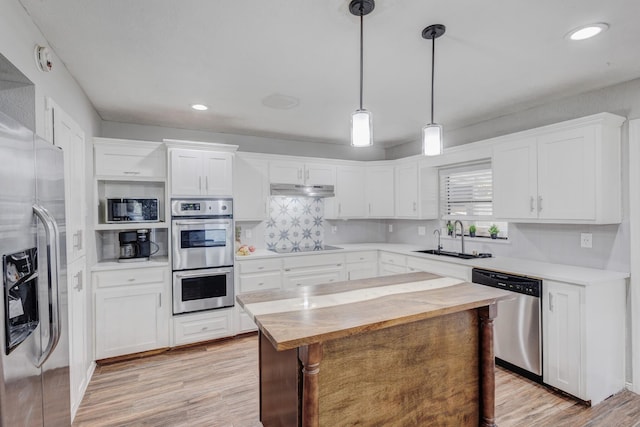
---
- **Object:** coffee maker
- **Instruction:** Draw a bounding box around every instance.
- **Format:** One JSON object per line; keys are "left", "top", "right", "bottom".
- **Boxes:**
{"left": 118, "top": 229, "right": 152, "bottom": 262}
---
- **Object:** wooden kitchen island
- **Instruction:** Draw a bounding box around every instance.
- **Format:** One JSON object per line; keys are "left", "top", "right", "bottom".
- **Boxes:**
{"left": 236, "top": 272, "right": 512, "bottom": 427}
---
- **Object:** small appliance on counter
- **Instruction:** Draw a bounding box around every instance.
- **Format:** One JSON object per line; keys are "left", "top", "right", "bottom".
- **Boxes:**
{"left": 118, "top": 229, "right": 158, "bottom": 262}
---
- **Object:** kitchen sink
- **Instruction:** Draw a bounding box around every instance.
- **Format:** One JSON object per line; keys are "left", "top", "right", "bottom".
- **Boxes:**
{"left": 413, "top": 249, "right": 492, "bottom": 260}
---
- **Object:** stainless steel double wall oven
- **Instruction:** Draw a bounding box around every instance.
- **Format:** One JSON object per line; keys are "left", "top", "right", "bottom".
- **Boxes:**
{"left": 171, "top": 199, "right": 234, "bottom": 314}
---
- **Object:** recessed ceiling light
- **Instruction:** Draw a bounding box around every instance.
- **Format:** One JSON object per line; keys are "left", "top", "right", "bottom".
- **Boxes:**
{"left": 566, "top": 23, "right": 609, "bottom": 41}
{"left": 191, "top": 104, "right": 208, "bottom": 111}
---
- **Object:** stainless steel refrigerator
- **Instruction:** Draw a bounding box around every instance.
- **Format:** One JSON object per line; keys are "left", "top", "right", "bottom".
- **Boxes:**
{"left": 0, "top": 110, "right": 70, "bottom": 426}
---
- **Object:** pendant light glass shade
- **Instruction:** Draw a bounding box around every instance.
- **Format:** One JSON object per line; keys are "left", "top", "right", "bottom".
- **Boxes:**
{"left": 351, "top": 109, "right": 373, "bottom": 147}
{"left": 422, "top": 123, "right": 442, "bottom": 156}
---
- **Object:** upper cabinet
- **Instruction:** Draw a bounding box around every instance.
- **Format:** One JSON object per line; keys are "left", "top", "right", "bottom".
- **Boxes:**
{"left": 234, "top": 154, "right": 269, "bottom": 221}
{"left": 269, "top": 160, "right": 335, "bottom": 186}
{"left": 94, "top": 138, "right": 165, "bottom": 180}
{"left": 365, "top": 164, "right": 394, "bottom": 218}
{"left": 493, "top": 113, "right": 625, "bottom": 224}
{"left": 326, "top": 165, "right": 366, "bottom": 219}
{"left": 169, "top": 148, "right": 234, "bottom": 197}
{"left": 394, "top": 160, "right": 439, "bottom": 220}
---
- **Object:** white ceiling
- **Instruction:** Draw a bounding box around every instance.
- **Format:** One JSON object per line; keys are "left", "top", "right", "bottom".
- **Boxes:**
{"left": 19, "top": 0, "right": 640, "bottom": 148}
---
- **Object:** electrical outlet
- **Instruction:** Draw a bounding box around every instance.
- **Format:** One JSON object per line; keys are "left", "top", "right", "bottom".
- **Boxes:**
{"left": 388, "top": 224, "right": 393, "bottom": 233}
{"left": 245, "top": 229, "right": 252, "bottom": 239}
{"left": 418, "top": 226, "right": 426, "bottom": 236}
{"left": 581, "top": 233, "right": 592, "bottom": 248}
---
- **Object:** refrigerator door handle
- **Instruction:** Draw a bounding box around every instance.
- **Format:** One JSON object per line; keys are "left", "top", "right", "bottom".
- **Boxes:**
{"left": 33, "top": 204, "right": 62, "bottom": 368}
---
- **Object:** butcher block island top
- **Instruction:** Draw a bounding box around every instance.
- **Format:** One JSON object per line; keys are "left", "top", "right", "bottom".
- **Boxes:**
{"left": 236, "top": 272, "right": 512, "bottom": 427}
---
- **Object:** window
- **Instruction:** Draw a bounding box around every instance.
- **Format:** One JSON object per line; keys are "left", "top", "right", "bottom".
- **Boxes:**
{"left": 439, "top": 161, "right": 507, "bottom": 238}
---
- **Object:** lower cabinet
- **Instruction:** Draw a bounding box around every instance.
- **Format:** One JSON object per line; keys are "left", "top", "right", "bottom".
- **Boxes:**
{"left": 406, "top": 256, "right": 471, "bottom": 281}
{"left": 172, "top": 308, "right": 234, "bottom": 346}
{"left": 93, "top": 266, "right": 170, "bottom": 359}
{"left": 235, "top": 258, "right": 283, "bottom": 333}
{"left": 543, "top": 279, "right": 625, "bottom": 404}
{"left": 282, "top": 253, "right": 345, "bottom": 288}
{"left": 378, "top": 252, "right": 407, "bottom": 276}
{"left": 345, "top": 251, "right": 378, "bottom": 280}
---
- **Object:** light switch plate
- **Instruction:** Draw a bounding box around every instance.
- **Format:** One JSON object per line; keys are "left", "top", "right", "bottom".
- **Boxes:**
{"left": 581, "top": 233, "right": 592, "bottom": 248}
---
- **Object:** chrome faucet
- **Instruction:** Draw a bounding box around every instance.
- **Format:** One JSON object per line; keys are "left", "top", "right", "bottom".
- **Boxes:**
{"left": 454, "top": 220, "right": 465, "bottom": 254}
{"left": 433, "top": 229, "right": 442, "bottom": 253}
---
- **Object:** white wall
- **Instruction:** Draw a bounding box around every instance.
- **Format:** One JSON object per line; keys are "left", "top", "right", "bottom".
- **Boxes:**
{"left": 0, "top": 0, "right": 100, "bottom": 138}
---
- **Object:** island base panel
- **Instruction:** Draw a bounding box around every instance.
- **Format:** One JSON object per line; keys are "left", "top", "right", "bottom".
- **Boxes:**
{"left": 260, "top": 309, "right": 482, "bottom": 426}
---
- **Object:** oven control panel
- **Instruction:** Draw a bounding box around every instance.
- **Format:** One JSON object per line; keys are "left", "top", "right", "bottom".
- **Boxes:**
{"left": 171, "top": 198, "right": 233, "bottom": 217}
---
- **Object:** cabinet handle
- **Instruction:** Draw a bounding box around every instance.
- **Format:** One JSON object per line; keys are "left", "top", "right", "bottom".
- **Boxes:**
{"left": 201, "top": 326, "right": 208, "bottom": 331}
{"left": 128, "top": 278, "right": 135, "bottom": 282}
{"left": 284, "top": 268, "right": 291, "bottom": 272}
{"left": 413, "top": 202, "right": 417, "bottom": 212}
{"left": 258, "top": 282, "right": 264, "bottom": 286}
{"left": 538, "top": 195, "right": 543, "bottom": 212}
{"left": 368, "top": 203, "right": 371, "bottom": 215}
{"left": 199, "top": 176, "right": 202, "bottom": 191}
{"left": 123, "top": 171, "right": 140, "bottom": 175}
{"left": 548, "top": 293, "right": 553, "bottom": 312}
{"left": 336, "top": 264, "right": 342, "bottom": 267}
{"left": 158, "top": 294, "right": 162, "bottom": 307}
{"left": 530, "top": 196, "right": 535, "bottom": 213}
{"left": 298, "top": 169, "right": 302, "bottom": 180}
{"left": 258, "top": 266, "right": 264, "bottom": 270}
{"left": 306, "top": 169, "right": 309, "bottom": 181}
{"left": 205, "top": 176, "right": 209, "bottom": 192}
{"left": 74, "top": 271, "right": 83, "bottom": 291}
{"left": 338, "top": 203, "right": 342, "bottom": 215}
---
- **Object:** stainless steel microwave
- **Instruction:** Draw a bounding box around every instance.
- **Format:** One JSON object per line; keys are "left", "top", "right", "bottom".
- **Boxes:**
{"left": 106, "top": 198, "right": 159, "bottom": 223}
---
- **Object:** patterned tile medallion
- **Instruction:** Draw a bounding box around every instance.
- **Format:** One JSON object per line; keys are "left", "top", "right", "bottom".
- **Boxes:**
{"left": 265, "top": 197, "right": 324, "bottom": 252}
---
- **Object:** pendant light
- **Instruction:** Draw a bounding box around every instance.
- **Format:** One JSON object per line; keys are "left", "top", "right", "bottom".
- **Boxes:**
{"left": 349, "top": 0, "right": 375, "bottom": 148}
{"left": 422, "top": 24, "right": 446, "bottom": 156}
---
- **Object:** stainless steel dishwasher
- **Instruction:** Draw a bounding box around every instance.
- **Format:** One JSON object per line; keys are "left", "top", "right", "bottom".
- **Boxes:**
{"left": 471, "top": 268, "right": 542, "bottom": 383}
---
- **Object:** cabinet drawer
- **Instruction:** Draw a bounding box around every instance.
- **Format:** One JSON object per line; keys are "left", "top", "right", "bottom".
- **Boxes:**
{"left": 406, "top": 257, "right": 470, "bottom": 281}
{"left": 282, "top": 267, "right": 344, "bottom": 288}
{"left": 239, "top": 271, "right": 281, "bottom": 292}
{"left": 237, "top": 258, "right": 282, "bottom": 274}
{"left": 93, "top": 267, "right": 168, "bottom": 288}
{"left": 378, "top": 252, "right": 406, "bottom": 266}
{"left": 282, "top": 253, "right": 344, "bottom": 269}
{"left": 173, "top": 309, "right": 233, "bottom": 346}
{"left": 346, "top": 251, "right": 377, "bottom": 263}
{"left": 94, "top": 141, "right": 165, "bottom": 178}
{"left": 379, "top": 264, "right": 407, "bottom": 276}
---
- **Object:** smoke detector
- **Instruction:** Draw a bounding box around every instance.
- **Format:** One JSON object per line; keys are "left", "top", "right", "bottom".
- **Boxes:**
{"left": 34, "top": 45, "right": 53, "bottom": 72}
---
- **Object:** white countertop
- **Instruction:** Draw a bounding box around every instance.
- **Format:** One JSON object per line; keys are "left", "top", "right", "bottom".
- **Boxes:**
{"left": 236, "top": 243, "right": 629, "bottom": 286}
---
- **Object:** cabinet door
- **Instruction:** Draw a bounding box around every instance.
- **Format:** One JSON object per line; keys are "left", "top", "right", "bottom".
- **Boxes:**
{"left": 305, "top": 163, "right": 335, "bottom": 186}
{"left": 51, "top": 101, "right": 87, "bottom": 260}
{"left": 493, "top": 138, "right": 538, "bottom": 220}
{"left": 346, "top": 262, "right": 378, "bottom": 280}
{"left": 334, "top": 166, "right": 366, "bottom": 218}
{"left": 95, "top": 285, "right": 169, "bottom": 359}
{"left": 366, "top": 166, "right": 394, "bottom": 217}
{"left": 282, "top": 267, "right": 344, "bottom": 288}
{"left": 202, "top": 151, "right": 233, "bottom": 196}
{"left": 543, "top": 280, "right": 583, "bottom": 398}
{"left": 269, "top": 160, "right": 303, "bottom": 184}
{"left": 94, "top": 141, "right": 165, "bottom": 179}
{"left": 395, "top": 162, "right": 419, "bottom": 218}
{"left": 170, "top": 149, "right": 204, "bottom": 196}
{"left": 418, "top": 164, "right": 439, "bottom": 219}
{"left": 537, "top": 127, "right": 596, "bottom": 221}
{"left": 234, "top": 156, "right": 269, "bottom": 220}
{"left": 67, "top": 257, "right": 89, "bottom": 416}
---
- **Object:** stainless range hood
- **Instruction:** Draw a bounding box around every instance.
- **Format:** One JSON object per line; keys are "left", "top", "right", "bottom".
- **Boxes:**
{"left": 270, "top": 183, "right": 335, "bottom": 198}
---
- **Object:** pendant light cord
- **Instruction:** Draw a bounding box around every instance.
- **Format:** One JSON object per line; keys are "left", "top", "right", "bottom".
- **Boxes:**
{"left": 359, "top": 12, "right": 364, "bottom": 111}
{"left": 430, "top": 31, "right": 435, "bottom": 124}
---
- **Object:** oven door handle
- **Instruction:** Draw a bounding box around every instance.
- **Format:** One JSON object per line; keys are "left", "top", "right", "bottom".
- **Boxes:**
{"left": 173, "top": 220, "right": 232, "bottom": 226}
{"left": 174, "top": 268, "right": 233, "bottom": 279}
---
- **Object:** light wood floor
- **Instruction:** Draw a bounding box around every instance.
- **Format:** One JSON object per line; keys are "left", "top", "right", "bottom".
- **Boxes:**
{"left": 74, "top": 333, "right": 640, "bottom": 427}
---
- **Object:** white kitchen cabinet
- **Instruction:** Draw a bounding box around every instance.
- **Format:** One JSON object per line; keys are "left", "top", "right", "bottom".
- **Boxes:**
{"left": 543, "top": 278, "right": 625, "bottom": 404}
{"left": 378, "top": 252, "right": 407, "bottom": 276}
{"left": 493, "top": 113, "right": 625, "bottom": 224}
{"left": 235, "top": 258, "right": 283, "bottom": 333}
{"left": 234, "top": 154, "right": 269, "bottom": 221}
{"left": 282, "top": 253, "right": 345, "bottom": 288}
{"left": 327, "top": 165, "right": 366, "bottom": 218}
{"left": 406, "top": 256, "right": 470, "bottom": 281}
{"left": 365, "top": 165, "right": 394, "bottom": 218}
{"left": 93, "top": 266, "right": 170, "bottom": 359}
{"left": 345, "top": 251, "right": 378, "bottom": 280}
{"left": 395, "top": 162, "right": 419, "bottom": 218}
{"left": 172, "top": 308, "right": 234, "bottom": 346}
{"left": 269, "top": 160, "right": 335, "bottom": 186}
{"left": 170, "top": 148, "right": 234, "bottom": 197}
{"left": 94, "top": 138, "right": 166, "bottom": 179}
{"left": 67, "top": 257, "right": 91, "bottom": 418}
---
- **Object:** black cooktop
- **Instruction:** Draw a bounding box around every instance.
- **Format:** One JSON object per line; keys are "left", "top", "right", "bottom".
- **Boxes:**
{"left": 268, "top": 245, "right": 343, "bottom": 254}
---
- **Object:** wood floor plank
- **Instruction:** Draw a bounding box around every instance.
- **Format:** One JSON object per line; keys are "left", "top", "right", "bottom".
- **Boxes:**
{"left": 73, "top": 333, "right": 640, "bottom": 427}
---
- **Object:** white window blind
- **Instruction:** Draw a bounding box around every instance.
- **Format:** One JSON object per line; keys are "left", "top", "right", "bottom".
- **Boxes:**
{"left": 439, "top": 161, "right": 493, "bottom": 220}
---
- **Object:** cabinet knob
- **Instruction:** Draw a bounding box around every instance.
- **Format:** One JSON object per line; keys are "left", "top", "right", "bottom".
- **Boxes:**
{"left": 201, "top": 326, "right": 209, "bottom": 331}
{"left": 128, "top": 278, "right": 135, "bottom": 282}
{"left": 258, "top": 282, "right": 264, "bottom": 286}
